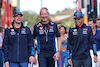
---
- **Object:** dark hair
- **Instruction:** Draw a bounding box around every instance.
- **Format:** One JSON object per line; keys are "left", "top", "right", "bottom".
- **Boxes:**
{"left": 0, "top": 26, "right": 4, "bottom": 32}
{"left": 96, "top": 18, "right": 100, "bottom": 21}
{"left": 59, "top": 25, "right": 67, "bottom": 34}
{"left": 88, "top": 18, "right": 96, "bottom": 23}
{"left": 89, "top": 18, "right": 93, "bottom": 21}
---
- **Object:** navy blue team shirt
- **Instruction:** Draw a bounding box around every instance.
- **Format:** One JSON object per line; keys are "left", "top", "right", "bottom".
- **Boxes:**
{"left": 67, "top": 24, "right": 95, "bottom": 60}
{"left": 33, "top": 21, "right": 60, "bottom": 54}
{"left": 93, "top": 29, "right": 100, "bottom": 50}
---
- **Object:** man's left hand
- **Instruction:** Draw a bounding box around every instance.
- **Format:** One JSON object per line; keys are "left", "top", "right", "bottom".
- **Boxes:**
{"left": 53, "top": 52, "right": 60, "bottom": 61}
{"left": 29, "top": 56, "right": 37, "bottom": 65}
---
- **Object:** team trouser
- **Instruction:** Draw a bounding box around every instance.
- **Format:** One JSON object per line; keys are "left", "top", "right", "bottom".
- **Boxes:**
{"left": 38, "top": 52, "right": 55, "bottom": 67}
{"left": 0, "top": 50, "right": 3, "bottom": 67}
{"left": 72, "top": 57, "right": 92, "bottom": 67}
{"left": 9, "top": 62, "right": 28, "bottom": 67}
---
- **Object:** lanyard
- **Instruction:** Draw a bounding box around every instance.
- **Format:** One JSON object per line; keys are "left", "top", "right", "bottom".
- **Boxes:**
{"left": 41, "top": 24, "right": 50, "bottom": 42}
{"left": 44, "top": 27, "right": 48, "bottom": 42}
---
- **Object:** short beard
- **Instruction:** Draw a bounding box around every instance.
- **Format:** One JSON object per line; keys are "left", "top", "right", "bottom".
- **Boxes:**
{"left": 41, "top": 20, "right": 46, "bottom": 22}
{"left": 16, "top": 22, "right": 21, "bottom": 24}
{"left": 14, "top": 20, "right": 21, "bottom": 24}
{"left": 41, "top": 19, "right": 48, "bottom": 22}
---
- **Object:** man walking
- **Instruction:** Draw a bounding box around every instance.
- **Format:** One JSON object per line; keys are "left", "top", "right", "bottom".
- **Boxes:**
{"left": 67, "top": 11, "right": 97, "bottom": 67}
{"left": 33, "top": 7, "right": 61, "bottom": 67}
{"left": 2, "top": 11, "right": 35, "bottom": 67}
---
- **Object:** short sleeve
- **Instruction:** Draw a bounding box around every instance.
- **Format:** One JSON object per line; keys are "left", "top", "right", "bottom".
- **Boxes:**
{"left": 55, "top": 23, "right": 60, "bottom": 37}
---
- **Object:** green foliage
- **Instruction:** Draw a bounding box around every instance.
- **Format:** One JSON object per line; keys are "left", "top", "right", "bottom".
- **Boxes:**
{"left": 22, "top": 11, "right": 38, "bottom": 31}
{"left": 62, "top": 7, "right": 70, "bottom": 11}
{"left": 61, "top": 19, "right": 74, "bottom": 30}
{"left": 55, "top": 7, "right": 71, "bottom": 14}
{"left": 50, "top": 14, "right": 55, "bottom": 16}
{"left": 56, "top": 10, "right": 60, "bottom": 13}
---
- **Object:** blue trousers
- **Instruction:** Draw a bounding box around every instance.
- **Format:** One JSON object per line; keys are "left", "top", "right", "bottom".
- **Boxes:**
{"left": 38, "top": 52, "right": 55, "bottom": 67}
{"left": 72, "top": 57, "right": 92, "bottom": 67}
{"left": 9, "top": 62, "right": 28, "bottom": 67}
{"left": 57, "top": 50, "right": 68, "bottom": 67}
{"left": 0, "top": 50, "right": 3, "bottom": 67}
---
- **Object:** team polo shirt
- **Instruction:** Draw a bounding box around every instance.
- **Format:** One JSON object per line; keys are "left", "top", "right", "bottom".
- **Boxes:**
{"left": 33, "top": 21, "right": 60, "bottom": 54}
{"left": 67, "top": 24, "right": 95, "bottom": 60}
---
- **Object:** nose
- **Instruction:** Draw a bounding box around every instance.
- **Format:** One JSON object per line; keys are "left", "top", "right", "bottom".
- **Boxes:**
{"left": 42, "top": 14, "right": 47, "bottom": 17}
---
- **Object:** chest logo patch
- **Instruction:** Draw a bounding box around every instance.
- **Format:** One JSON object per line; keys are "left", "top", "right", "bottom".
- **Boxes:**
{"left": 21, "top": 28, "right": 26, "bottom": 34}
{"left": 83, "top": 28, "right": 87, "bottom": 34}
{"left": 49, "top": 26, "right": 54, "bottom": 32}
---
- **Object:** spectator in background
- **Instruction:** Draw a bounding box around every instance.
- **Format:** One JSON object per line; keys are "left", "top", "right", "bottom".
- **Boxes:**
{"left": 96, "top": 18, "right": 100, "bottom": 31}
{"left": 0, "top": 26, "right": 4, "bottom": 67}
{"left": 57, "top": 25, "right": 69, "bottom": 67}
{"left": 88, "top": 18, "right": 100, "bottom": 67}
{"left": 95, "top": 18, "right": 100, "bottom": 67}
{"left": 64, "top": 27, "right": 68, "bottom": 38}
{"left": 2, "top": 11, "right": 36, "bottom": 67}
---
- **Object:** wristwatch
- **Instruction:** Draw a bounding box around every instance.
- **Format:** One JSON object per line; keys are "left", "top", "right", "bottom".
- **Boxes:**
{"left": 57, "top": 50, "right": 61, "bottom": 53}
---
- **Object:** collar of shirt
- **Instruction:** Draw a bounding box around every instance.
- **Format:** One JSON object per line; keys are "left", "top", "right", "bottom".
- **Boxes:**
{"left": 76, "top": 23, "right": 86, "bottom": 28}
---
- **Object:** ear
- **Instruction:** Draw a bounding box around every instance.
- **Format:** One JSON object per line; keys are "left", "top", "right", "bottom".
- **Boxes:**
{"left": 81, "top": 18, "right": 84, "bottom": 22}
{"left": 48, "top": 12, "right": 49, "bottom": 15}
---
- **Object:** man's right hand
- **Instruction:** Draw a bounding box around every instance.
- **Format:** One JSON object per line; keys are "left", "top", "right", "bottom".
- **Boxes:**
{"left": 29, "top": 56, "right": 37, "bottom": 65}
{"left": 5, "top": 61, "right": 9, "bottom": 67}
{"left": 94, "top": 55, "right": 97, "bottom": 63}
{"left": 67, "top": 59, "right": 72, "bottom": 66}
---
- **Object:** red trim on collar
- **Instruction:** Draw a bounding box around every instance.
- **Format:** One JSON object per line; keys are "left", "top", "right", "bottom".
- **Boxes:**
{"left": 15, "top": 28, "right": 21, "bottom": 30}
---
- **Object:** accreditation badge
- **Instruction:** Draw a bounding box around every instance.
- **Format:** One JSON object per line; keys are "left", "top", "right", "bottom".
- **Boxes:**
{"left": 21, "top": 28, "right": 26, "bottom": 34}
{"left": 83, "top": 28, "right": 87, "bottom": 34}
{"left": 73, "top": 29, "right": 77, "bottom": 35}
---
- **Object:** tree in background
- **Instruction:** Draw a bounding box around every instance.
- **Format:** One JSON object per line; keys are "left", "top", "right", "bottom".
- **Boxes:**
{"left": 22, "top": 10, "right": 39, "bottom": 31}
{"left": 61, "top": 19, "right": 74, "bottom": 30}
